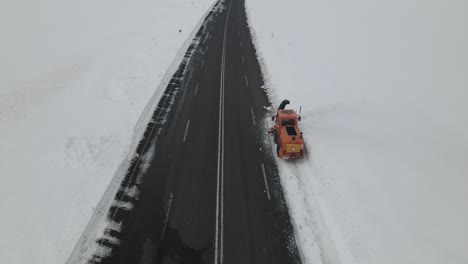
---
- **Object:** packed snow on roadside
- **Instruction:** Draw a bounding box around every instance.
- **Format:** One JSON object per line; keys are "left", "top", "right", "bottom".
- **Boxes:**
{"left": 246, "top": 0, "right": 468, "bottom": 263}
{"left": 0, "top": 0, "right": 214, "bottom": 263}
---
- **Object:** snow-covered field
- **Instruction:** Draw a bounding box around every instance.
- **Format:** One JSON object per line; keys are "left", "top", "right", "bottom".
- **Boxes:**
{"left": 0, "top": 0, "right": 214, "bottom": 263}
{"left": 246, "top": 0, "right": 468, "bottom": 263}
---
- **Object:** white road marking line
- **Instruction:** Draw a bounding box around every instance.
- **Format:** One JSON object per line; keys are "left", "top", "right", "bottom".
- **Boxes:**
{"left": 244, "top": 75, "right": 249, "bottom": 87}
{"left": 261, "top": 163, "right": 271, "bottom": 200}
{"left": 161, "top": 193, "right": 173, "bottom": 240}
{"left": 183, "top": 120, "right": 190, "bottom": 142}
{"left": 250, "top": 106, "right": 256, "bottom": 126}
{"left": 215, "top": 1, "right": 233, "bottom": 264}
{"left": 238, "top": 31, "right": 240, "bottom": 37}
{"left": 194, "top": 83, "right": 199, "bottom": 95}
{"left": 241, "top": 55, "right": 244, "bottom": 64}
{"left": 239, "top": 41, "right": 242, "bottom": 47}
{"left": 220, "top": 113, "right": 225, "bottom": 264}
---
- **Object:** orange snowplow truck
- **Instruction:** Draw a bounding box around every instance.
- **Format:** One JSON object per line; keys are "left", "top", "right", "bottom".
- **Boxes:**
{"left": 270, "top": 100, "right": 305, "bottom": 159}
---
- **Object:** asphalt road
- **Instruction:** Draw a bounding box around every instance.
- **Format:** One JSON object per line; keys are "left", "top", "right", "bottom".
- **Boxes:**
{"left": 93, "top": 0, "right": 300, "bottom": 263}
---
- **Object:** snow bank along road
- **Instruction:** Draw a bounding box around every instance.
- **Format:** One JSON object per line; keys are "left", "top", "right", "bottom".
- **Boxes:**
{"left": 246, "top": 0, "right": 468, "bottom": 263}
{"left": 74, "top": 0, "right": 301, "bottom": 263}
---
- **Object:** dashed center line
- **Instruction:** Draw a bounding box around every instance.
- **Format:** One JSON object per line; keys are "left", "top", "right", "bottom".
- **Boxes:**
{"left": 239, "top": 41, "right": 242, "bottom": 47}
{"left": 250, "top": 106, "right": 256, "bottom": 126}
{"left": 183, "top": 120, "right": 191, "bottom": 142}
{"left": 194, "top": 83, "right": 199, "bottom": 95}
{"left": 244, "top": 75, "right": 249, "bottom": 87}
{"left": 241, "top": 55, "right": 244, "bottom": 64}
{"left": 261, "top": 164, "right": 271, "bottom": 200}
{"left": 161, "top": 193, "right": 174, "bottom": 240}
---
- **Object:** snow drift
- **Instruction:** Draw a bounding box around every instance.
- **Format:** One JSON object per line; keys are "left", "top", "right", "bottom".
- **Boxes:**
{"left": 0, "top": 0, "right": 214, "bottom": 263}
{"left": 246, "top": 0, "right": 468, "bottom": 263}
